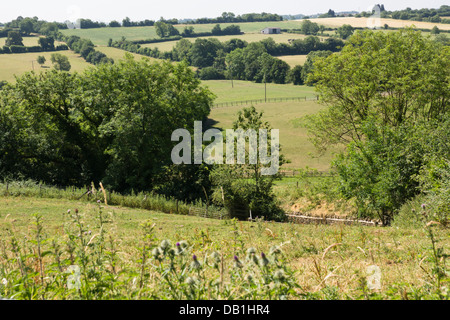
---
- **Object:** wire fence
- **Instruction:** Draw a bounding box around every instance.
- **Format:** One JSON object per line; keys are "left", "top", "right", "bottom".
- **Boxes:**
{"left": 213, "top": 96, "right": 319, "bottom": 109}
{"left": 279, "top": 170, "right": 333, "bottom": 177}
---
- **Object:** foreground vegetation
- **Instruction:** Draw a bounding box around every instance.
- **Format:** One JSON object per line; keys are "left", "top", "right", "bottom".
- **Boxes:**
{"left": 0, "top": 195, "right": 448, "bottom": 300}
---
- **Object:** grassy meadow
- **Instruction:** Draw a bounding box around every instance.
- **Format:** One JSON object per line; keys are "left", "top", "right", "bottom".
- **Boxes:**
{"left": 277, "top": 55, "right": 308, "bottom": 67}
{"left": 0, "top": 50, "right": 92, "bottom": 82}
{"left": 60, "top": 21, "right": 307, "bottom": 46}
{"left": 0, "top": 194, "right": 447, "bottom": 300}
{"left": 205, "top": 80, "right": 335, "bottom": 171}
{"left": 307, "top": 17, "right": 450, "bottom": 30}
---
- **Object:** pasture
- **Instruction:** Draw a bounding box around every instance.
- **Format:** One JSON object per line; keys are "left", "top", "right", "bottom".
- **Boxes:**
{"left": 60, "top": 21, "right": 308, "bottom": 46}
{"left": 205, "top": 79, "right": 334, "bottom": 172}
{"left": 0, "top": 50, "right": 92, "bottom": 82}
{"left": 277, "top": 55, "right": 308, "bottom": 67}
{"left": 203, "top": 80, "right": 316, "bottom": 103}
{"left": 0, "top": 194, "right": 446, "bottom": 299}
{"left": 306, "top": 17, "right": 450, "bottom": 30}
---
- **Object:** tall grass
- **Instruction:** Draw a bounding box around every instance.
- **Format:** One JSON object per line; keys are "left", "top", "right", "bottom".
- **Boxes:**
{"left": 0, "top": 179, "right": 228, "bottom": 219}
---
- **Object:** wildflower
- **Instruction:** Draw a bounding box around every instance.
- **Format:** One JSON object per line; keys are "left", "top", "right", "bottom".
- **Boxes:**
{"left": 179, "top": 241, "right": 188, "bottom": 248}
{"left": 233, "top": 255, "right": 243, "bottom": 269}
{"left": 152, "top": 247, "right": 163, "bottom": 260}
{"left": 97, "top": 200, "right": 101, "bottom": 204}
{"left": 1, "top": 278, "right": 7, "bottom": 286}
{"left": 421, "top": 204, "right": 426, "bottom": 210}
{"left": 67, "top": 209, "right": 71, "bottom": 214}
{"left": 167, "top": 248, "right": 176, "bottom": 257}
{"left": 259, "top": 252, "right": 270, "bottom": 267}
{"left": 159, "top": 240, "right": 171, "bottom": 252}
{"left": 246, "top": 247, "right": 258, "bottom": 265}
{"left": 175, "top": 242, "right": 184, "bottom": 255}
{"left": 211, "top": 252, "right": 221, "bottom": 264}
{"left": 190, "top": 254, "right": 201, "bottom": 270}
{"left": 75, "top": 209, "right": 78, "bottom": 213}
{"left": 246, "top": 247, "right": 256, "bottom": 259}
{"left": 273, "top": 269, "right": 286, "bottom": 281}
{"left": 185, "top": 276, "right": 197, "bottom": 286}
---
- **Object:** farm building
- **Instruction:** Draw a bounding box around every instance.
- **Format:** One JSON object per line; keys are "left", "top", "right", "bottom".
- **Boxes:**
{"left": 261, "top": 27, "right": 281, "bottom": 34}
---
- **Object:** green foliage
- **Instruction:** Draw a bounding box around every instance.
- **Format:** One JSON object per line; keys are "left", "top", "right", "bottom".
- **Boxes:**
{"left": 0, "top": 205, "right": 299, "bottom": 300}
{"left": 38, "top": 36, "right": 55, "bottom": 51}
{"left": 306, "top": 28, "right": 449, "bottom": 152}
{"left": 301, "top": 50, "right": 332, "bottom": 86}
{"left": 5, "top": 31, "right": 23, "bottom": 47}
{"left": 37, "top": 55, "right": 46, "bottom": 65}
{"left": 190, "top": 38, "right": 222, "bottom": 68}
{"left": 300, "top": 20, "right": 320, "bottom": 35}
{"left": 225, "top": 43, "right": 291, "bottom": 84}
{"left": 287, "top": 65, "right": 303, "bottom": 85}
{"left": 333, "top": 116, "right": 449, "bottom": 225}
{"left": 210, "top": 106, "right": 287, "bottom": 222}
{"left": 431, "top": 26, "right": 440, "bottom": 35}
{"left": 336, "top": 24, "right": 354, "bottom": 39}
{"left": 305, "top": 29, "right": 449, "bottom": 225}
{"left": 0, "top": 56, "right": 214, "bottom": 195}
{"left": 155, "top": 21, "right": 180, "bottom": 38}
{"left": 50, "top": 53, "right": 71, "bottom": 71}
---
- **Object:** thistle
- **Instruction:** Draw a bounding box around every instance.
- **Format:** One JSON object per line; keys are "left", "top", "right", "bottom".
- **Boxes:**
{"left": 190, "top": 254, "right": 201, "bottom": 270}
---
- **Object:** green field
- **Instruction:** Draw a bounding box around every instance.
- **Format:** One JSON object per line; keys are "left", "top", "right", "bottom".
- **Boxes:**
{"left": 60, "top": 21, "right": 309, "bottom": 46}
{"left": 203, "top": 80, "right": 316, "bottom": 103}
{"left": 0, "top": 50, "right": 92, "bottom": 82}
{"left": 209, "top": 100, "right": 335, "bottom": 171}
{"left": 277, "top": 55, "right": 308, "bottom": 67}
{"left": 0, "top": 195, "right": 445, "bottom": 300}
{"left": 204, "top": 79, "right": 332, "bottom": 171}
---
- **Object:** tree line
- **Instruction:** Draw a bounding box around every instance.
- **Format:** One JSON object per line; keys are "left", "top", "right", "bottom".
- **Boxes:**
{"left": 0, "top": 57, "right": 213, "bottom": 199}
{"left": 0, "top": 31, "right": 68, "bottom": 54}
{"left": 110, "top": 35, "right": 344, "bottom": 84}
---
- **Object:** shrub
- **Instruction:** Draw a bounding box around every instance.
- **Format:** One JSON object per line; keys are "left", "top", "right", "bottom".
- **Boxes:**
{"left": 9, "top": 45, "right": 27, "bottom": 53}
{"left": 26, "top": 46, "right": 43, "bottom": 53}
{"left": 198, "top": 67, "right": 226, "bottom": 80}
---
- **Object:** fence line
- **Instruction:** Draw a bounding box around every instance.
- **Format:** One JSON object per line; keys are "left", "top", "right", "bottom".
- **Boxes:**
{"left": 279, "top": 170, "right": 332, "bottom": 177}
{"left": 213, "top": 96, "right": 319, "bottom": 109}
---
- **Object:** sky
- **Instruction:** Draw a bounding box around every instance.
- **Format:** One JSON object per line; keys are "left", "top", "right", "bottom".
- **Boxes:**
{"left": 1, "top": 1, "right": 448, "bottom": 23}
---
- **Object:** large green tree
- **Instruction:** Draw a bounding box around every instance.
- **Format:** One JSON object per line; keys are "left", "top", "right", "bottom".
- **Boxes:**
{"left": 305, "top": 28, "right": 449, "bottom": 152}
{"left": 5, "top": 31, "right": 23, "bottom": 46}
{"left": 304, "top": 29, "right": 449, "bottom": 224}
{"left": 210, "top": 106, "right": 287, "bottom": 221}
{"left": 50, "top": 53, "right": 71, "bottom": 71}
{"left": 0, "top": 55, "right": 214, "bottom": 193}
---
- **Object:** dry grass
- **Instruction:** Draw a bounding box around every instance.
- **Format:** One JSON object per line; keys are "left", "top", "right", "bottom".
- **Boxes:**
{"left": 0, "top": 50, "right": 92, "bottom": 82}
{"left": 277, "top": 55, "right": 308, "bottom": 67}
{"left": 304, "top": 17, "right": 450, "bottom": 31}
{"left": 0, "top": 195, "right": 447, "bottom": 299}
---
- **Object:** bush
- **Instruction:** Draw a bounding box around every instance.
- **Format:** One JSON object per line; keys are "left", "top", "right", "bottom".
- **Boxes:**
{"left": 26, "top": 46, "right": 43, "bottom": 53}
{"left": 55, "top": 44, "right": 69, "bottom": 51}
{"left": 9, "top": 45, "right": 27, "bottom": 53}
{"left": 198, "top": 67, "right": 226, "bottom": 80}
